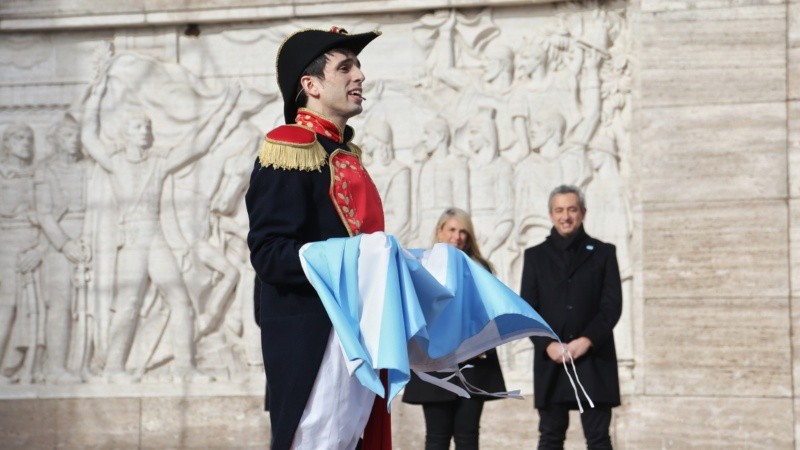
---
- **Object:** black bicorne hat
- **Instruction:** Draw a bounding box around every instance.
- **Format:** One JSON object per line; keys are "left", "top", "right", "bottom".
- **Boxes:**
{"left": 277, "top": 27, "right": 381, "bottom": 124}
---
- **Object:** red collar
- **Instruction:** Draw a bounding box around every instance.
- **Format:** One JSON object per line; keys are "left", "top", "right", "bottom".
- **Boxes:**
{"left": 295, "top": 108, "right": 344, "bottom": 143}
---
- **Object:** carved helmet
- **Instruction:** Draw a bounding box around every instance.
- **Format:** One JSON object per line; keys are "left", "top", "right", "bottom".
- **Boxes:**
{"left": 276, "top": 26, "right": 381, "bottom": 124}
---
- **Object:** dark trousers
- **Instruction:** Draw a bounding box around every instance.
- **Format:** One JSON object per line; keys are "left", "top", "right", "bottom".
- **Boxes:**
{"left": 537, "top": 404, "right": 612, "bottom": 450}
{"left": 422, "top": 398, "right": 485, "bottom": 450}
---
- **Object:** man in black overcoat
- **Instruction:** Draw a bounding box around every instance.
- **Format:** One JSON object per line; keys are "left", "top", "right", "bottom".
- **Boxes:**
{"left": 246, "top": 27, "right": 388, "bottom": 449}
{"left": 519, "top": 184, "right": 622, "bottom": 450}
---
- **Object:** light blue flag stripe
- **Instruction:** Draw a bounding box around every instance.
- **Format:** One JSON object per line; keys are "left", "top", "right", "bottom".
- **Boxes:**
{"left": 300, "top": 232, "right": 559, "bottom": 409}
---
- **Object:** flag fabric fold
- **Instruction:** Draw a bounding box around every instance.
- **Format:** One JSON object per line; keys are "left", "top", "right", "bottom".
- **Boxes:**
{"left": 298, "top": 231, "right": 559, "bottom": 409}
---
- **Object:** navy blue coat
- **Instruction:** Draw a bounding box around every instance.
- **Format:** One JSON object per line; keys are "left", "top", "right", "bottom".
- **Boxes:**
{"left": 519, "top": 227, "right": 622, "bottom": 409}
{"left": 246, "top": 129, "right": 356, "bottom": 450}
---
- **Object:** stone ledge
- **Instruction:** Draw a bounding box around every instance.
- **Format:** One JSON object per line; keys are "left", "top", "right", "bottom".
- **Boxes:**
{"left": 0, "top": 0, "right": 564, "bottom": 32}
{"left": 0, "top": 378, "right": 265, "bottom": 400}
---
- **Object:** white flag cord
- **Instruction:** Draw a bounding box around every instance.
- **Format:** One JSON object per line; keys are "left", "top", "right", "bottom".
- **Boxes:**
{"left": 413, "top": 344, "right": 595, "bottom": 409}
{"left": 413, "top": 364, "right": 524, "bottom": 401}
{"left": 559, "top": 343, "right": 595, "bottom": 413}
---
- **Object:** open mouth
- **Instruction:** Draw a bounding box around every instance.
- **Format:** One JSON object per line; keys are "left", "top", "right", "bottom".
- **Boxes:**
{"left": 348, "top": 89, "right": 364, "bottom": 101}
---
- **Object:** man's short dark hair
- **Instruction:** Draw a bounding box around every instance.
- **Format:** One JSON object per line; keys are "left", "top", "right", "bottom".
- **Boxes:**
{"left": 294, "top": 48, "right": 350, "bottom": 109}
{"left": 548, "top": 184, "right": 586, "bottom": 212}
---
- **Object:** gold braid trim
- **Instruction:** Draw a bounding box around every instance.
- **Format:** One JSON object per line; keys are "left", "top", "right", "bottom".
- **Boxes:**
{"left": 347, "top": 141, "right": 363, "bottom": 157}
{"left": 257, "top": 138, "right": 327, "bottom": 172}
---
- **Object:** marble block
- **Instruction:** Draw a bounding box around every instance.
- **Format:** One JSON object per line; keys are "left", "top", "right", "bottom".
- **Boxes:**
{"left": 644, "top": 296, "right": 791, "bottom": 397}
{"left": 636, "top": 4, "right": 786, "bottom": 108}
{"left": 790, "top": 1, "right": 800, "bottom": 100}
{"left": 615, "top": 396, "right": 793, "bottom": 449}
{"left": 140, "top": 396, "right": 269, "bottom": 449}
{"left": 0, "top": 399, "right": 56, "bottom": 450}
{"left": 54, "top": 397, "right": 141, "bottom": 448}
{"left": 788, "top": 101, "right": 800, "bottom": 198}
{"left": 640, "top": 102, "right": 787, "bottom": 203}
{"left": 643, "top": 200, "right": 789, "bottom": 299}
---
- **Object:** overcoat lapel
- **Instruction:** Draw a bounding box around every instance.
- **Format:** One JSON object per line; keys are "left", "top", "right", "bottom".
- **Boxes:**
{"left": 568, "top": 239, "right": 596, "bottom": 277}
{"left": 544, "top": 241, "right": 567, "bottom": 274}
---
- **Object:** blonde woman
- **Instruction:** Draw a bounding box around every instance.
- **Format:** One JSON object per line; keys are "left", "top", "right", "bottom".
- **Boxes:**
{"left": 402, "top": 207, "right": 506, "bottom": 450}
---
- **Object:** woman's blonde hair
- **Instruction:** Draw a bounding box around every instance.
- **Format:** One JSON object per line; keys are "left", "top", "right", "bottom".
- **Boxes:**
{"left": 432, "top": 207, "right": 494, "bottom": 273}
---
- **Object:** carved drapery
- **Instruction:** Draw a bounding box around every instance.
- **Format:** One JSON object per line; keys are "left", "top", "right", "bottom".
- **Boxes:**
{"left": 0, "top": 1, "right": 632, "bottom": 393}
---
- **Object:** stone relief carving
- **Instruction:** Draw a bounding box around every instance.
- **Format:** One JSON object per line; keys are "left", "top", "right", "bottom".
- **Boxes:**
{"left": 34, "top": 115, "right": 91, "bottom": 383}
{"left": 414, "top": 118, "right": 470, "bottom": 247}
{"left": 0, "top": 123, "right": 49, "bottom": 385}
{"left": 0, "top": 35, "right": 52, "bottom": 71}
{"left": 366, "top": 5, "right": 633, "bottom": 380}
{"left": 463, "top": 109, "right": 514, "bottom": 278}
{"left": 81, "top": 66, "right": 240, "bottom": 383}
{"left": 0, "top": 1, "right": 631, "bottom": 392}
{"left": 361, "top": 119, "right": 413, "bottom": 244}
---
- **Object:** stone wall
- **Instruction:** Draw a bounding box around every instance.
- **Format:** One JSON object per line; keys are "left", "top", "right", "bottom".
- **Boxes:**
{"left": 629, "top": 1, "right": 796, "bottom": 448}
{"left": 0, "top": 0, "right": 797, "bottom": 448}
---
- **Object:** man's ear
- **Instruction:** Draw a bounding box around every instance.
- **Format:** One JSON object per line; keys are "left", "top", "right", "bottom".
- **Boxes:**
{"left": 300, "top": 75, "right": 320, "bottom": 99}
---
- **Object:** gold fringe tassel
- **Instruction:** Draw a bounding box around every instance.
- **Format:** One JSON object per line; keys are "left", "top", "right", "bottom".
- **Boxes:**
{"left": 258, "top": 139, "right": 327, "bottom": 171}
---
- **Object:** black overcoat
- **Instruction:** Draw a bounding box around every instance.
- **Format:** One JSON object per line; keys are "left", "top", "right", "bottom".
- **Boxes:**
{"left": 519, "top": 228, "right": 622, "bottom": 409}
{"left": 246, "top": 130, "right": 356, "bottom": 450}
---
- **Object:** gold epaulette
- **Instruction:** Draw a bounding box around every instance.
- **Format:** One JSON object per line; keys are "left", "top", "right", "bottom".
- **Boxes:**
{"left": 258, "top": 125, "right": 327, "bottom": 171}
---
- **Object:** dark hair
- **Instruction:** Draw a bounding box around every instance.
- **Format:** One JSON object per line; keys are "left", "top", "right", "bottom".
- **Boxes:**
{"left": 548, "top": 184, "right": 586, "bottom": 212}
{"left": 294, "top": 47, "right": 349, "bottom": 109}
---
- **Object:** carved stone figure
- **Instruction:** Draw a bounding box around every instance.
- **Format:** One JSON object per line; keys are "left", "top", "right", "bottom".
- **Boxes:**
{"left": 164, "top": 86, "right": 270, "bottom": 378}
{"left": 413, "top": 9, "right": 499, "bottom": 84}
{"left": 33, "top": 114, "right": 91, "bottom": 383}
{"left": 0, "top": 5, "right": 633, "bottom": 396}
{"left": 0, "top": 123, "right": 47, "bottom": 384}
{"left": 512, "top": 46, "right": 601, "bottom": 248}
{"left": 414, "top": 118, "right": 469, "bottom": 246}
{"left": 163, "top": 86, "right": 269, "bottom": 341}
{"left": 81, "top": 74, "right": 239, "bottom": 383}
{"left": 463, "top": 109, "right": 513, "bottom": 274}
{"left": 507, "top": 37, "right": 583, "bottom": 163}
{"left": 585, "top": 135, "right": 634, "bottom": 376}
{"left": 210, "top": 148, "right": 263, "bottom": 375}
{"left": 361, "top": 119, "right": 412, "bottom": 245}
{"left": 422, "top": 11, "right": 516, "bottom": 154}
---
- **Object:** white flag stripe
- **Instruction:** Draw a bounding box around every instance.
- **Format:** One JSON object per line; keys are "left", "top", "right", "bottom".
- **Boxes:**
{"left": 357, "top": 233, "right": 391, "bottom": 368}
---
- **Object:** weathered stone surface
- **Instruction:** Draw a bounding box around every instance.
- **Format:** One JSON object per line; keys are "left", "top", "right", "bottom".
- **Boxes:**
{"left": 0, "top": 0, "right": 568, "bottom": 31}
{"left": 636, "top": 4, "right": 786, "bottom": 108}
{"left": 640, "top": 102, "right": 787, "bottom": 203}
{"left": 640, "top": 0, "right": 785, "bottom": 12}
{"left": 790, "top": 1, "right": 800, "bottom": 100}
{"left": 615, "top": 396, "right": 794, "bottom": 449}
{"left": 644, "top": 296, "right": 791, "bottom": 397}
{"left": 140, "top": 396, "right": 269, "bottom": 449}
{"left": 54, "top": 397, "right": 141, "bottom": 448}
{"left": 0, "top": 399, "right": 56, "bottom": 450}
{"left": 790, "top": 101, "right": 800, "bottom": 198}
{"left": 643, "top": 200, "right": 789, "bottom": 299}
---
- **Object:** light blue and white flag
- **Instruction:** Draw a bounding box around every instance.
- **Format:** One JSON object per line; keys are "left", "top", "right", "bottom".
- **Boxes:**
{"left": 299, "top": 232, "right": 559, "bottom": 409}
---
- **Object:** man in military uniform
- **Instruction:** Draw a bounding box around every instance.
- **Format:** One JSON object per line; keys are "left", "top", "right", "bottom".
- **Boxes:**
{"left": 246, "top": 27, "right": 388, "bottom": 449}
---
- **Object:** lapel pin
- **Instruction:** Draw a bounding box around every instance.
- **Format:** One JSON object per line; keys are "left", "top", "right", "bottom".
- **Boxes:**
{"left": 586, "top": 245, "right": 594, "bottom": 250}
